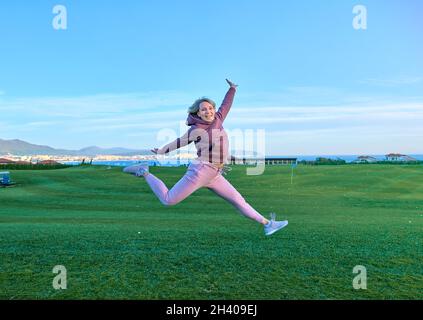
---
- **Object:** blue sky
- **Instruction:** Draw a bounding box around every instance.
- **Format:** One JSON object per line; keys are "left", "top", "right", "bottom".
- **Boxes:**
{"left": 0, "top": 0, "right": 422, "bottom": 155}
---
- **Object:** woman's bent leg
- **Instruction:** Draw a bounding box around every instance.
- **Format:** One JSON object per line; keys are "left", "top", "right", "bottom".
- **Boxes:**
{"left": 144, "top": 164, "right": 214, "bottom": 206}
{"left": 206, "top": 175, "right": 266, "bottom": 224}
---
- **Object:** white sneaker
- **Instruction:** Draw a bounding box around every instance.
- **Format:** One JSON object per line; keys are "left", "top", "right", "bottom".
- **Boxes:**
{"left": 123, "top": 164, "right": 149, "bottom": 177}
{"left": 264, "top": 213, "right": 288, "bottom": 236}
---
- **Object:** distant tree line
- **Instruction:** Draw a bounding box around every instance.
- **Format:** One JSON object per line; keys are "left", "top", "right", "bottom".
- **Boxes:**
{"left": 298, "top": 158, "right": 422, "bottom": 165}
{"left": 368, "top": 161, "right": 423, "bottom": 165}
{"left": 298, "top": 157, "right": 347, "bottom": 165}
{"left": 0, "top": 163, "right": 73, "bottom": 170}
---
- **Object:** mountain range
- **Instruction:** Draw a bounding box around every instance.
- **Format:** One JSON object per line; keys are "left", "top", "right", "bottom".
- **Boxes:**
{"left": 0, "top": 138, "right": 152, "bottom": 156}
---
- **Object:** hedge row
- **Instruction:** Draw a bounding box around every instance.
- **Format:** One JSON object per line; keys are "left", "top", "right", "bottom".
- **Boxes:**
{"left": 0, "top": 164, "right": 73, "bottom": 170}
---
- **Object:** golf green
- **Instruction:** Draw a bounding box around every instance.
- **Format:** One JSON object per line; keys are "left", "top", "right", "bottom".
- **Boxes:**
{"left": 1, "top": 164, "right": 422, "bottom": 299}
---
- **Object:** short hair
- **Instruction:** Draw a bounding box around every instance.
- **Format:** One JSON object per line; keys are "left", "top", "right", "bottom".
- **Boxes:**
{"left": 187, "top": 97, "right": 216, "bottom": 114}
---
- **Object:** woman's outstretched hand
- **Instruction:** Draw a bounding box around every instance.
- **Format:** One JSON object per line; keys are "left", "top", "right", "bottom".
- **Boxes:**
{"left": 226, "top": 78, "right": 238, "bottom": 89}
{"left": 151, "top": 148, "right": 160, "bottom": 154}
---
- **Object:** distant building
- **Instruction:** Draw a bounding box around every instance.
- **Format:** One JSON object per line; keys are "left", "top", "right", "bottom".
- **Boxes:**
{"left": 385, "top": 153, "right": 417, "bottom": 162}
{"left": 125, "top": 160, "right": 161, "bottom": 167}
{"left": 354, "top": 156, "right": 378, "bottom": 163}
{"left": 38, "top": 160, "right": 60, "bottom": 165}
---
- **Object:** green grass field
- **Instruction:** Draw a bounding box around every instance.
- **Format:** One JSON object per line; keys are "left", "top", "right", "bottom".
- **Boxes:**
{"left": 1, "top": 164, "right": 422, "bottom": 299}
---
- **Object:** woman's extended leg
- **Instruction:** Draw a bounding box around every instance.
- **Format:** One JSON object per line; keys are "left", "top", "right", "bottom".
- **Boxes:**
{"left": 143, "top": 173, "right": 200, "bottom": 206}
{"left": 143, "top": 163, "right": 215, "bottom": 206}
{"left": 206, "top": 174, "right": 267, "bottom": 224}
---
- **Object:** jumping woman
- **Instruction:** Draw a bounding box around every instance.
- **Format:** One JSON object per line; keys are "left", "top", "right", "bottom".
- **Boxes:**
{"left": 123, "top": 79, "right": 288, "bottom": 236}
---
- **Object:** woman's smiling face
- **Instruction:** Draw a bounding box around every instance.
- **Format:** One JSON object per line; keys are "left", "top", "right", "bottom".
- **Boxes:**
{"left": 197, "top": 101, "right": 216, "bottom": 122}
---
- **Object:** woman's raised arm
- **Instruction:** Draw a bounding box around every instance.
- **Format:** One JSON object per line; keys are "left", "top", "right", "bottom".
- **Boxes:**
{"left": 215, "top": 79, "right": 238, "bottom": 122}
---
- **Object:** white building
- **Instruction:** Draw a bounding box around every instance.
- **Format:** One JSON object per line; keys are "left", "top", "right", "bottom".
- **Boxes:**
{"left": 385, "top": 153, "right": 417, "bottom": 162}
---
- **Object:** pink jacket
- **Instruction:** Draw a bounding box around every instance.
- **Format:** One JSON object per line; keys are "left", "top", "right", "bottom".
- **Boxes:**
{"left": 158, "top": 87, "right": 236, "bottom": 165}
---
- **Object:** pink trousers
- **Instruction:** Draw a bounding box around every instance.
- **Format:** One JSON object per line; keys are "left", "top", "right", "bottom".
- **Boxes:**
{"left": 143, "top": 161, "right": 265, "bottom": 224}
